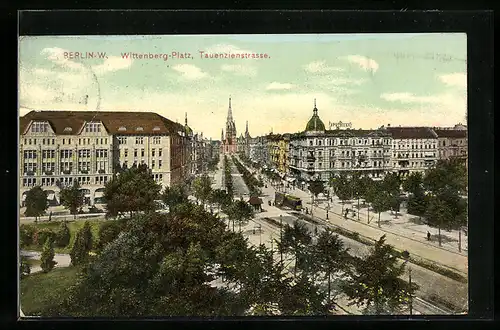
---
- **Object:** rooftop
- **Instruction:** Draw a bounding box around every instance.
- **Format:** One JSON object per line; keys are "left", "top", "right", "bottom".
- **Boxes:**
{"left": 20, "top": 110, "right": 185, "bottom": 136}
{"left": 385, "top": 126, "right": 438, "bottom": 139}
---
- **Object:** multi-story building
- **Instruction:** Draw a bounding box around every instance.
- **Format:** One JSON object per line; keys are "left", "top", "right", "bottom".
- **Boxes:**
{"left": 384, "top": 125, "right": 439, "bottom": 177}
{"left": 288, "top": 101, "right": 393, "bottom": 184}
{"left": 20, "top": 110, "right": 192, "bottom": 206}
{"left": 277, "top": 134, "right": 290, "bottom": 175}
{"left": 236, "top": 121, "right": 252, "bottom": 157}
{"left": 433, "top": 129, "right": 468, "bottom": 164}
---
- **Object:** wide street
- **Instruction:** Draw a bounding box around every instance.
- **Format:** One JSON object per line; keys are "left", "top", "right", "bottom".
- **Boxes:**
{"left": 221, "top": 155, "right": 468, "bottom": 314}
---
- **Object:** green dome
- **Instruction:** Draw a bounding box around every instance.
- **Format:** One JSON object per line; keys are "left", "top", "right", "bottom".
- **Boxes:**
{"left": 305, "top": 107, "right": 325, "bottom": 132}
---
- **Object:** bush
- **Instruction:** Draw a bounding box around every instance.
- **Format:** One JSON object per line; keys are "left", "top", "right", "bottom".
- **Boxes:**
{"left": 55, "top": 222, "right": 71, "bottom": 248}
{"left": 20, "top": 256, "right": 31, "bottom": 278}
{"left": 40, "top": 238, "right": 57, "bottom": 273}
{"left": 20, "top": 224, "right": 36, "bottom": 247}
{"left": 33, "top": 228, "right": 57, "bottom": 247}
{"left": 97, "top": 220, "right": 124, "bottom": 251}
{"left": 70, "top": 221, "right": 93, "bottom": 266}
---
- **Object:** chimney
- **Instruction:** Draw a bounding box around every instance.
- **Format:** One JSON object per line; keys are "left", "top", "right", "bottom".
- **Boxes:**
{"left": 387, "top": 124, "right": 391, "bottom": 127}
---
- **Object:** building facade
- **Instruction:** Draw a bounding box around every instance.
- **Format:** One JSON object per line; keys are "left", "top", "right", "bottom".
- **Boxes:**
{"left": 385, "top": 126, "right": 439, "bottom": 177}
{"left": 434, "top": 129, "right": 468, "bottom": 164}
{"left": 288, "top": 101, "right": 393, "bottom": 184}
{"left": 20, "top": 110, "right": 192, "bottom": 206}
{"left": 221, "top": 97, "right": 237, "bottom": 154}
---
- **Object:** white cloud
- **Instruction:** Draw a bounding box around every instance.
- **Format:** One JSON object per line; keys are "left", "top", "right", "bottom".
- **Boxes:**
{"left": 380, "top": 92, "right": 440, "bottom": 103}
{"left": 342, "top": 55, "right": 379, "bottom": 73}
{"left": 437, "top": 73, "right": 467, "bottom": 88}
{"left": 171, "top": 64, "right": 208, "bottom": 80}
{"left": 92, "top": 56, "right": 133, "bottom": 75}
{"left": 41, "top": 47, "right": 85, "bottom": 71}
{"left": 266, "top": 82, "right": 294, "bottom": 90}
{"left": 205, "top": 44, "right": 253, "bottom": 54}
{"left": 303, "top": 60, "right": 344, "bottom": 74}
{"left": 221, "top": 64, "right": 257, "bottom": 76}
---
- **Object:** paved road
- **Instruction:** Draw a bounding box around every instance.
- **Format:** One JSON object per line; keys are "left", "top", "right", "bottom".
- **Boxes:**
{"left": 21, "top": 250, "right": 71, "bottom": 273}
{"left": 228, "top": 157, "right": 250, "bottom": 197}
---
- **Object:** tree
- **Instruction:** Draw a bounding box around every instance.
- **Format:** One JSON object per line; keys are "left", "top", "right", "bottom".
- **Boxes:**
{"left": 407, "top": 190, "right": 429, "bottom": 220}
{"left": 312, "top": 229, "right": 350, "bottom": 309}
{"left": 70, "top": 221, "right": 93, "bottom": 266}
{"left": 55, "top": 221, "right": 71, "bottom": 248}
{"left": 60, "top": 181, "right": 84, "bottom": 219}
{"left": 382, "top": 172, "right": 401, "bottom": 216}
{"left": 161, "top": 184, "right": 189, "bottom": 213}
{"left": 20, "top": 224, "right": 36, "bottom": 248}
{"left": 425, "top": 196, "right": 453, "bottom": 247}
{"left": 96, "top": 220, "right": 125, "bottom": 252}
{"left": 226, "top": 200, "right": 254, "bottom": 232}
{"left": 331, "top": 173, "right": 352, "bottom": 213}
{"left": 40, "top": 238, "right": 57, "bottom": 273}
{"left": 423, "top": 159, "right": 467, "bottom": 196}
{"left": 280, "top": 220, "right": 312, "bottom": 277}
{"left": 192, "top": 174, "right": 213, "bottom": 208}
{"left": 308, "top": 178, "right": 325, "bottom": 217}
{"left": 371, "top": 191, "right": 391, "bottom": 228}
{"left": 24, "top": 186, "right": 48, "bottom": 221}
{"left": 342, "top": 235, "right": 418, "bottom": 315}
{"left": 104, "top": 164, "right": 161, "bottom": 218}
{"left": 350, "top": 172, "right": 365, "bottom": 221}
{"left": 402, "top": 172, "right": 424, "bottom": 196}
{"left": 361, "top": 176, "right": 377, "bottom": 223}
{"left": 279, "top": 273, "right": 328, "bottom": 315}
{"left": 211, "top": 188, "right": 231, "bottom": 213}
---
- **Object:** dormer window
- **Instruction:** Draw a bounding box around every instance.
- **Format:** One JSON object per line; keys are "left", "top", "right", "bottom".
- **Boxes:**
{"left": 31, "top": 121, "right": 49, "bottom": 133}
{"left": 136, "top": 127, "right": 144, "bottom": 131}
{"left": 118, "top": 126, "right": 126, "bottom": 131}
{"left": 64, "top": 127, "right": 72, "bottom": 132}
{"left": 85, "top": 122, "right": 101, "bottom": 133}
{"left": 153, "top": 126, "right": 161, "bottom": 131}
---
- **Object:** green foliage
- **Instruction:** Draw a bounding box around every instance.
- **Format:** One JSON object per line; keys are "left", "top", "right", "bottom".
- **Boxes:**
{"left": 70, "top": 221, "right": 93, "bottom": 266}
{"left": 161, "top": 184, "right": 189, "bottom": 212}
{"left": 96, "top": 220, "right": 125, "bottom": 251}
{"left": 402, "top": 172, "right": 424, "bottom": 195}
{"left": 24, "top": 186, "right": 48, "bottom": 219}
{"left": 280, "top": 220, "right": 312, "bottom": 277}
{"left": 308, "top": 178, "right": 325, "bottom": 197}
{"left": 192, "top": 174, "right": 213, "bottom": 206}
{"left": 34, "top": 228, "right": 57, "bottom": 247}
{"left": 226, "top": 200, "right": 254, "bottom": 232}
{"left": 104, "top": 164, "right": 161, "bottom": 218}
{"left": 407, "top": 191, "right": 429, "bottom": 217}
{"left": 20, "top": 256, "right": 31, "bottom": 279}
{"left": 20, "top": 224, "right": 36, "bottom": 247}
{"left": 60, "top": 181, "right": 84, "bottom": 217}
{"left": 342, "top": 235, "right": 418, "bottom": 314}
{"left": 223, "top": 156, "right": 234, "bottom": 197}
{"left": 331, "top": 173, "right": 352, "bottom": 202}
{"left": 55, "top": 222, "right": 71, "bottom": 248}
{"left": 232, "top": 156, "right": 262, "bottom": 196}
{"left": 40, "top": 238, "right": 57, "bottom": 273}
{"left": 210, "top": 188, "right": 232, "bottom": 212}
{"left": 423, "top": 159, "right": 467, "bottom": 196}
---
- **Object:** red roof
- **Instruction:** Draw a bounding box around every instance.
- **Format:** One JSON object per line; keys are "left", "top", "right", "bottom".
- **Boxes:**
{"left": 386, "top": 127, "right": 437, "bottom": 139}
{"left": 20, "top": 110, "right": 185, "bottom": 136}
{"left": 433, "top": 129, "right": 467, "bottom": 138}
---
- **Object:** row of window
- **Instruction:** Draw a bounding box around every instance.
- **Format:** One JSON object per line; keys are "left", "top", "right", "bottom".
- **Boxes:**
{"left": 297, "top": 160, "right": 390, "bottom": 169}
{"left": 23, "top": 137, "right": 109, "bottom": 146}
{"left": 121, "top": 159, "right": 163, "bottom": 169}
{"left": 121, "top": 148, "right": 162, "bottom": 158}
{"left": 394, "top": 153, "right": 436, "bottom": 158}
{"left": 23, "top": 162, "right": 108, "bottom": 174}
{"left": 22, "top": 175, "right": 110, "bottom": 187}
{"left": 24, "top": 149, "right": 109, "bottom": 159}
{"left": 117, "top": 136, "right": 162, "bottom": 145}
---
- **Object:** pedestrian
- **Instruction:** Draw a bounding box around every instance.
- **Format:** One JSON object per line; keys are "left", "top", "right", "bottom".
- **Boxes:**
{"left": 326, "top": 210, "right": 329, "bottom": 220}
{"left": 306, "top": 207, "right": 309, "bottom": 215}
{"left": 344, "top": 208, "right": 349, "bottom": 219}
{"left": 315, "top": 226, "right": 318, "bottom": 235}
{"left": 48, "top": 211, "right": 52, "bottom": 222}
{"left": 427, "top": 231, "right": 431, "bottom": 241}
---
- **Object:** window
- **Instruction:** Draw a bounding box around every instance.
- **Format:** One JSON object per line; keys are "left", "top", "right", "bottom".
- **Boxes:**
{"left": 136, "top": 136, "right": 144, "bottom": 144}
{"left": 318, "top": 140, "right": 322, "bottom": 146}
{"left": 141, "top": 149, "right": 145, "bottom": 157}
{"left": 152, "top": 160, "right": 155, "bottom": 169}
{"left": 85, "top": 122, "right": 101, "bottom": 133}
{"left": 136, "top": 127, "right": 144, "bottom": 131}
{"left": 118, "top": 126, "right": 126, "bottom": 131}
{"left": 310, "top": 141, "right": 313, "bottom": 146}
{"left": 158, "top": 160, "right": 162, "bottom": 168}
{"left": 105, "top": 138, "right": 108, "bottom": 145}
{"left": 118, "top": 137, "right": 127, "bottom": 144}
{"left": 134, "top": 149, "right": 138, "bottom": 158}
{"left": 153, "top": 126, "right": 161, "bottom": 132}
{"left": 158, "top": 148, "right": 162, "bottom": 157}
{"left": 31, "top": 122, "right": 49, "bottom": 133}
{"left": 62, "top": 139, "right": 65, "bottom": 145}
{"left": 152, "top": 149, "right": 155, "bottom": 157}
{"left": 124, "top": 149, "right": 128, "bottom": 157}
{"left": 23, "top": 150, "right": 37, "bottom": 159}
{"left": 68, "top": 139, "right": 71, "bottom": 145}
{"left": 153, "top": 136, "right": 161, "bottom": 144}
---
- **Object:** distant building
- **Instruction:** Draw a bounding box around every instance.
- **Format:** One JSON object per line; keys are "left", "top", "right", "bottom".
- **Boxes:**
{"left": 433, "top": 129, "right": 468, "bottom": 164}
{"left": 221, "top": 97, "right": 237, "bottom": 154}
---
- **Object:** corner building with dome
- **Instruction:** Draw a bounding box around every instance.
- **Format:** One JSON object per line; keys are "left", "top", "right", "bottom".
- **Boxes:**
{"left": 288, "top": 100, "right": 393, "bottom": 185}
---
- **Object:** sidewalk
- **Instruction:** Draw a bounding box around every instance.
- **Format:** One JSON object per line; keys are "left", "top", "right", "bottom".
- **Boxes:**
{"left": 291, "top": 187, "right": 468, "bottom": 275}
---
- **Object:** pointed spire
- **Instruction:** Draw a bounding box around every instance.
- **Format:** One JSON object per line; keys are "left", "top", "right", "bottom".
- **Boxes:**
{"left": 221, "top": 128, "right": 224, "bottom": 141}
{"left": 245, "top": 120, "right": 249, "bottom": 133}
{"left": 313, "top": 98, "right": 318, "bottom": 116}
{"left": 185, "top": 112, "right": 188, "bottom": 126}
{"left": 227, "top": 96, "right": 233, "bottom": 121}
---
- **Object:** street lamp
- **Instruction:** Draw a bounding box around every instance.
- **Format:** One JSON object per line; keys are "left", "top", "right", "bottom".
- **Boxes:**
{"left": 401, "top": 250, "right": 413, "bottom": 316}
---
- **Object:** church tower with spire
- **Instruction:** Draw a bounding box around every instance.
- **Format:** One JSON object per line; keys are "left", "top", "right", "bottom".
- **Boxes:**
{"left": 221, "top": 97, "right": 238, "bottom": 154}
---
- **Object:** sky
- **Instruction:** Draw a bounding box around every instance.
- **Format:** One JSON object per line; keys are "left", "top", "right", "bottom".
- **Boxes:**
{"left": 18, "top": 33, "right": 467, "bottom": 140}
